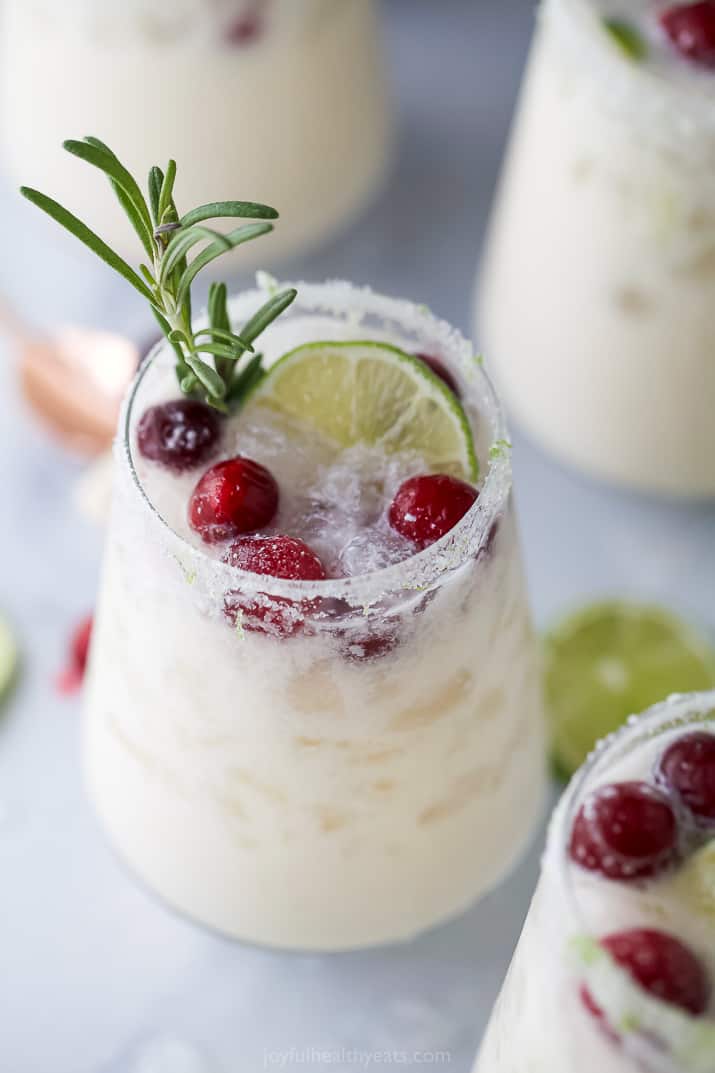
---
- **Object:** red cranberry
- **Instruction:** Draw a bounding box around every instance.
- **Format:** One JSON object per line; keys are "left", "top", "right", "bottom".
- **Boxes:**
{"left": 584, "top": 929, "right": 710, "bottom": 1021}
{"left": 413, "top": 353, "right": 461, "bottom": 398}
{"left": 56, "top": 614, "right": 93, "bottom": 695}
{"left": 188, "top": 458, "right": 278, "bottom": 544}
{"left": 137, "top": 400, "right": 221, "bottom": 472}
{"left": 657, "top": 731, "right": 715, "bottom": 826}
{"left": 388, "top": 475, "right": 478, "bottom": 549}
{"left": 660, "top": 2, "right": 715, "bottom": 68}
{"left": 223, "top": 535, "right": 326, "bottom": 637}
{"left": 569, "top": 781, "right": 679, "bottom": 880}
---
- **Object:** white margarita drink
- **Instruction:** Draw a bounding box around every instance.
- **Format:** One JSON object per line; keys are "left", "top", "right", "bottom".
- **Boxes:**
{"left": 478, "top": 0, "right": 715, "bottom": 497}
{"left": 475, "top": 690, "right": 715, "bottom": 1073}
{"left": 1, "top": 0, "right": 391, "bottom": 262}
{"left": 84, "top": 280, "right": 546, "bottom": 951}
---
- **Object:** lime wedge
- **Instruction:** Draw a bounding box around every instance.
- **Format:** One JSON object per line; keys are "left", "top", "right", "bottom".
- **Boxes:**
{"left": 545, "top": 602, "right": 715, "bottom": 779}
{"left": 0, "top": 614, "right": 18, "bottom": 705}
{"left": 244, "top": 341, "right": 478, "bottom": 482}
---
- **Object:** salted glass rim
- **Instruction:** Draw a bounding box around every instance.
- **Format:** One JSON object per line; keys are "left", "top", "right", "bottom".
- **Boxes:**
{"left": 119, "top": 278, "right": 512, "bottom": 604}
{"left": 556, "top": 689, "right": 715, "bottom": 1071}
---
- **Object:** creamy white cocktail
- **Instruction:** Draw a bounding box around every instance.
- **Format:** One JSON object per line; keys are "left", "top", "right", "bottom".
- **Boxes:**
{"left": 21, "top": 140, "right": 544, "bottom": 949}
{"left": 84, "top": 280, "right": 546, "bottom": 950}
{"left": 475, "top": 690, "right": 715, "bottom": 1073}
{"left": 478, "top": 0, "right": 715, "bottom": 496}
{"left": 1, "top": 0, "right": 391, "bottom": 262}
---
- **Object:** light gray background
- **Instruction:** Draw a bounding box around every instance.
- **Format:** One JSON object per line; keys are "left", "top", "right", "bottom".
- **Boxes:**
{"left": 1, "top": 1, "right": 714, "bottom": 1070}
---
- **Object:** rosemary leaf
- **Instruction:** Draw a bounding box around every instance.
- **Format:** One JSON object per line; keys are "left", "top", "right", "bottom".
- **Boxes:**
{"left": 181, "top": 200, "right": 278, "bottom": 228}
{"left": 72, "top": 138, "right": 154, "bottom": 258}
{"left": 194, "top": 342, "right": 248, "bottom": 361}
{"left": 148, "top": 166, "right": 164, "bottom": 226}
{"left": 227, "top": 351, "right": 266, "bottom": 405}
{"left": 185, "top": 354, "right": 226, "bottom": 399}
{"left": 175, "top": 223, "right": 274, "bottom": 308}
{"left": 160, "top": 225, "right": 233, "bottom": 285}
{"left": 158, "top": 160, "right": 177, "bottom": 223}
{"left": 209, "top": 282, "right": 231, "bottom": 335}
{"left": 239, "top": 288, "right": 297, "bottom": 347}
{"left": 139, "top": 264, "right": 156, "bottom": 288}
{"left": 20, "top": 186, "right": 154, "bottom": 302}
{"left": 194, "top": 326, "right": 254, "bottom": 350}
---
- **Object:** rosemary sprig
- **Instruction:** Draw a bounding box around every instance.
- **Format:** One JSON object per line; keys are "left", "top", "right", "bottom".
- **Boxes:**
{"left": 20, "top": 137, "right": 297, "bottom": 411}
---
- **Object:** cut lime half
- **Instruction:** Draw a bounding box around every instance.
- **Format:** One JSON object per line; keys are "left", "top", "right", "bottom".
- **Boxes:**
{"left": 544, "top": 601, "right": 715, "bottom": 779}
{"left": 243, "top": 341, "right": 478, "bottom": 482}
{"left": 0, "top": 615, "right": 18, "bottom": 705}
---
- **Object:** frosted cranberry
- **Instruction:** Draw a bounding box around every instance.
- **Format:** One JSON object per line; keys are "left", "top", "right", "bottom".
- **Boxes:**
{"left": 188, "top": 458, "right": 278, "bottom": 544}
{"left": 223, "top": 535, "right": 326, "bottom": 637}
{"left": 657, "top": 731, "right": 715, "bottom": 825}
{"left": 414, "top": 353, "right": 461, "bottom": 398}
{"left": 569, "top": 781, "right": 678, "bottom": 880}
{"left": 584, "top": 929, "right": 710, "bottom": 1020}
{"left": 660, "top": 2, "right": 715, "bottom": 67}
{"left": 388, "top": 475, "right": 478, "bottom": 549}
{"left": 56, "top": 614, "right": 93, "bottom": 695}
{"left": 137, "top": 400, "right": 220, "bottom": 472}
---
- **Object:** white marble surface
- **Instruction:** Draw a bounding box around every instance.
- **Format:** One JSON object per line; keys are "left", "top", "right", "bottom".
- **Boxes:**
{"left": 1, "top": 1, "right": 715, "bottom": 1071}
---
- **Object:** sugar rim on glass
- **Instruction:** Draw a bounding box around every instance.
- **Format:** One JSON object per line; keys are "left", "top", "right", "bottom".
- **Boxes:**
{"left": 554, "top": 690, "right": 715, "bottom": 1072}
{"left": 118, "top": 279, "right": 512, "bottom": 606}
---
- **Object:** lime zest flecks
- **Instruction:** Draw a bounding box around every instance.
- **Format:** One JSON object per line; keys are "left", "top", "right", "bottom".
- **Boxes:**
{"left": 489, "top": 439, "right": 512, "bottom": 461}
{"left": 602, "top": 16, "right": 647, "bottom": 62}
{"left": 173, "top": 555, "right": 197, "bottom": 586}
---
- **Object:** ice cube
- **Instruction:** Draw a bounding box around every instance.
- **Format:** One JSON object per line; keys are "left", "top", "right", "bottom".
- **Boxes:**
{"left": 339, "top": 531, "right": 411, "bottom": 577}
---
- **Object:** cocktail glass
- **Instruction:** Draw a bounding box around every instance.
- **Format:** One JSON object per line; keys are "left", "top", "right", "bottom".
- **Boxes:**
{"left": 1, "top": 0, "right": 392, "bottom": 263}
{"left": 477, "top": 0, "right": 715, "bottom": 496}
{"left": 474, "top": 689, "right": 715, "bottom": 1073}
{"left": 85, "top": 280, "right": 546, "bottom": 951}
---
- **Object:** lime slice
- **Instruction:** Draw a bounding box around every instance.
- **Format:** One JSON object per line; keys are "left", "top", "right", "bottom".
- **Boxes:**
{"left": 0, "top": 615, "right": 18, "bottom": 705}
{"left": 545, "top": 602, "right": 715, "bottom": 779}
{"left": 244, "top": 341, "right": 478, "bottom": 482}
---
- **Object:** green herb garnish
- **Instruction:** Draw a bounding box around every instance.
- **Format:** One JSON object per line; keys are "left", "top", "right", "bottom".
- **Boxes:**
{"left": 602, "top": 16, "right": 648, "bottom": 62}
{"left": 20, "top": 138, "right": 296, "bottom": 411}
